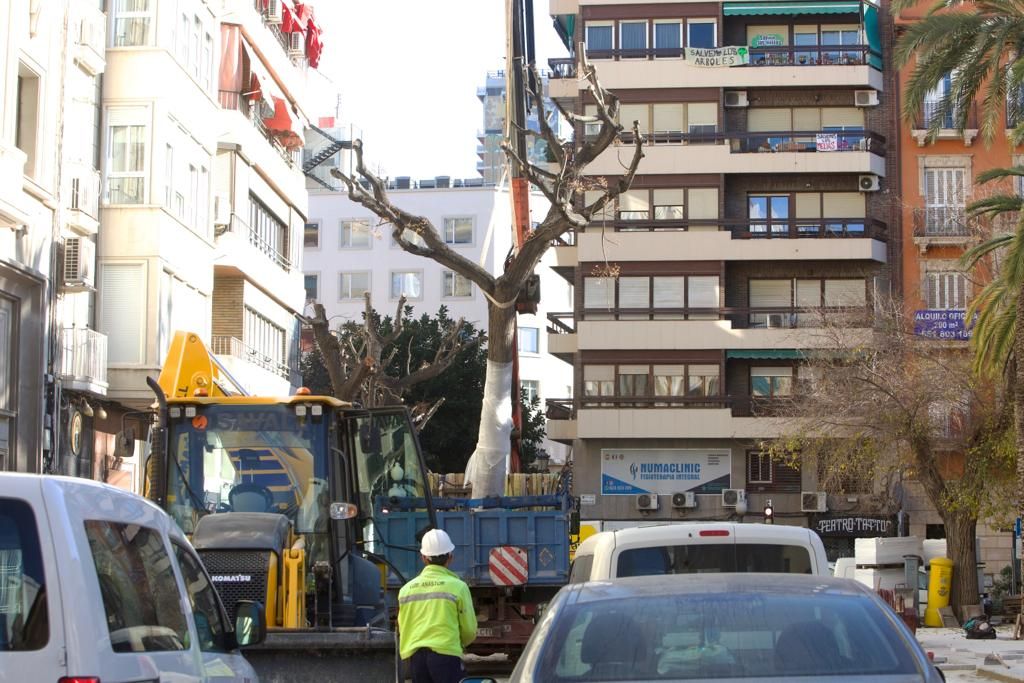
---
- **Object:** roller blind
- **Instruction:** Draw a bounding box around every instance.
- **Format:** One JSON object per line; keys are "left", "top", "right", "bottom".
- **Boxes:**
{"left": 688, "top": 275, "right": 719, "bottom": 308}
{"left": 619, "top": 277, "right": 650, "bottom": 308}
{"left": 620, "top": 190, "right": 650, "bottom": 213}
{"left": 584, "top": 277, "right": 615, "bottom": 308}
{"left": 796, "top": 279, "right": 821, "bottom": 307}
{"left": 687, "top": 102, "right": 718, "bottom": 127}
{"left": 795, "top": 193, "right": 821, "bottom": 218}
{"left": 653, "top": 103, "right": 684, "bottom": 132}
{"left": 653, "top": 276, "right": 686, "bottom": 308}
{"left": 752, "top": 366, "right": 793, "bottom": 377}
{"left": 688, "top": 188, "right": 719, "bottom": 219}
{"left": 101, "top": 263, "right": 146, "bottom": 363}
{"left": 585, "top": 190, "right": 614, "bottom": 220}
{"left": 653, "top": 189, "right": 685, "bottom": 220}
{"left": 620, "top": 104, "right": 649, "bottom": 133}
{"left": 822, "top": 192, "right": 865, "bottom": 217}
{"left": 824, "top": 279, "right": 866, "bottom": 306}
{"left": 793, "top": 108, "right": 821, "bottom": 131}
{"left": 584, "top": 365, "right": 615, "bottom": 381}
{"left": 821, "top": 107, "right": 864, "bottom": 128}
{"left": 619, "top": 365, "right": 648, "bottom": 375}
{"left": 748, "top": 108, "right": 792, "bottom": 132}
{"left": 750, "top": 279, "right": 792, "bottom": 307}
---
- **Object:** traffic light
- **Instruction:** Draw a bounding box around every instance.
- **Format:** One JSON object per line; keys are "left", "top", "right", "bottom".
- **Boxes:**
{"left": 764, "top": 499, "right": 774, "bottom": 524}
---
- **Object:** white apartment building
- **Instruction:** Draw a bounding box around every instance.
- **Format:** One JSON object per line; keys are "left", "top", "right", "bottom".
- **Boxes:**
{"left": 0, "top": 0, "right": 107, "bottom": 477}
{"left": 305, "top": 182, "right": 575, "bottom": 463}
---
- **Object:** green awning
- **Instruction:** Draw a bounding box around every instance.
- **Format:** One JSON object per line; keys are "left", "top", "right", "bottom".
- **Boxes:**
{"left": 727, "top": 349, "right": 805, "bottom": 359}
{"left": 724, "top": 1, "right": 860, "bottom": 16}
{"left": 553, "top": 15, "right": 575, "bottom": 52}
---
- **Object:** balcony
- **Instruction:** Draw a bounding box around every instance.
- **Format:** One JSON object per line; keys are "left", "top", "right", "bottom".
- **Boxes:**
{"left": 65, "top": 163, "right": 100, "bottom": 235}
{"left": 219, "top": 90, "right": 300, "bottom": 169}
{"left": 211, "top": 335, "right": 299, "bottom": 385}
{"left": 218, "top": 214, "right": 292, "bottom": 272}
{"left": 585, "top": 130, "right": 886, "bottom": 176}
{"left": 545, "top": 398, "right": 576, "bottom": 444}
{"left": 60, "top": 328, "right": 108, "bottom": 395}
{"left": 546, "top": 312, "right": 576, "bottom": 363}
{"left": 911, "top": 102, "right": 979, "bottom": 146}
{"left": 73, "top": 4, "right": 106, "bottom": 76}
{"left": 592, "top": 217, "right": 886, "bottom": 240}
{"left": 911, "top": 208, "right": 973, "bottom": 252}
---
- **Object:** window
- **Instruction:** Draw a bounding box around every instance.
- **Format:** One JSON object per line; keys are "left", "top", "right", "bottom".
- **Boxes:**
{"left": 620, "top": 21, "right": 647, "bottom": 57}
{"left": 518, "top": 327, "right": 539, "bottom": 354}
{"left": 442, "top": 270, "right": 472, "bottom": 298}
{"left": 304, "top": 221, "right": 320, "bottom": 248}
{"left": 618, "top": 365, "right": 649, "bottom": 401}
{"left": 112, "top": 0, "right": 151, "bottom": 46}
{"left": 176, "top": 12, "right": 189, "bottom": 62}
{"left": 615, "top": 543, "right": 812, "bottom": 577}
{"left": 654, "top": 365, "right": 685, "bottom": 399}
{"left": 521, "top": 379, "right": 540, "bottom": 403}
{"left": 392, "top": 229, "right": 427, "bottom": 248}
{"left": 654, "top": 21, "right": 682, "bottom": 57}
{"left": 249, "top": 194, "right": 289, "bottom": 268}
{"left": 687, "top": 364, "right": 720, "bottom": 397}
{"left": 748, "top": 451, "right": 773, "bottom": 484}
{"left": 583, "top": 277, "right": 614, "bottom": 317}
{"left": 191, "top": 16, "right": 202, "bottom": 79}
{"left": 443, "top": 217, "right": 473, "bottom": 244}
{"left": 340, "top": 219, "right": 372, "bottom": 248}
{"left": 84, "top": 521, "right": 189, "bottom": 652}
{"left": 107, "top": 120, "right": 147, "bottom": 204}
{"left": 0, "top": 499, "right": 48, "bottom": 651}
{"left": 172, "top": 543, "right": 229, "bottom": 652}
{"left": 586, "top": 23, "right": 613, "bottom": 53}
{"left": 188, "top": 164, "right": 198, "bottom": 229}
{"left": 584, "top": 366, "right": 615, "bottom": 401}
{"left": 390, "top": 271, "right": 422, "bottom": 299}
{"left": 751, "top": 367, "right": 793, "bottom": 398}
{"left": 304, "top": 274, "right": 318, "bottom": 301}
{"left": 821, "top": 24, "right": 862, "bottom": 64}
{"left": 925, "top": 271, "right": 967, "bottom": 310}
{"left": 749, "top": 195, "right": 790, "bottom": 236}
{"left": 15, "top": 65, "right": 40, "bottom": 177}
{"left": 340, "top": 272, "right": 371, "bottom": 300}
{"left": 687, "top": 19, "right": 717, "bottom": 48}
{"left": 653, "top": 189, "right": 685, "bottom": 220}
{"left": 202, "top": 33, "right": 213, "bottom": 90}
{"left": 924, "top": 167, "right": 967, "bottom": 235}
{"left": 164, "top": 144, "right": 173, "bottom": 207}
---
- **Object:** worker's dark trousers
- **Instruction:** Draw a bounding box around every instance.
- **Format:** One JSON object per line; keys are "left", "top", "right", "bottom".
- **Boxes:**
{"left": 409, "top": 648, "right": 465, "bottom": 683}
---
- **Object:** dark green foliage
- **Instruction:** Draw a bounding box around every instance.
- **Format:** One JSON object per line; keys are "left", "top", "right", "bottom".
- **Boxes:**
{"left": 518, "top": 390, "right": 549, "bottom": 471}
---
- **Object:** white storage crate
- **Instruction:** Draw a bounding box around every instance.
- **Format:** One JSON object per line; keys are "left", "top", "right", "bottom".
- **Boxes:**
{"left": 855, "top": 536, "right": 922, "bottom": 565}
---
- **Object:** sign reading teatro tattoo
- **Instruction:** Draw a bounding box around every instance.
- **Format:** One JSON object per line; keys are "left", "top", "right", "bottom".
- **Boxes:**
{"left": 813, "top": 516, "right": 895, "bottom": 538}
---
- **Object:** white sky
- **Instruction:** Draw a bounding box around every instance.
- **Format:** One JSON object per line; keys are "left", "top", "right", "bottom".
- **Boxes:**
{"left": 309, "top": 1, "right": 569, "bottom": 180}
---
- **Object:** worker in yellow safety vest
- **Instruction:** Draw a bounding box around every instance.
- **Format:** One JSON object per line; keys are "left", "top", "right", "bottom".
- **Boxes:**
{"left": 398, "top": 529, "right": 477, "bottom": 683}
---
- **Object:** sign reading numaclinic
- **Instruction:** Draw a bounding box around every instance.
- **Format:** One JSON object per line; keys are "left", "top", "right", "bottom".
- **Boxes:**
{"left": 601, "top": 449, "right": 731, "bottom": 495}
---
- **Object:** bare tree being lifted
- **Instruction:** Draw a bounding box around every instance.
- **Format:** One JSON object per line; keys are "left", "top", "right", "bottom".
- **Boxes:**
{"left": 330, "top": 53, "right": 644, "bottom": 496}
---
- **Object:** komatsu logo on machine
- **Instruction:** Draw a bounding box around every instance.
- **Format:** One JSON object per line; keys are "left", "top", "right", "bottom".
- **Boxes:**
{"left": 212, "top": 574, "right": 253, "bottom": 583}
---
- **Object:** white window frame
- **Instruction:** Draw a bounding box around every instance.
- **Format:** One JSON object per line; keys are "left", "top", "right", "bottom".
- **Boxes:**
{"left": 304, "top": 273, "right": 319, "bottom": 302}
{"left": 441, "top": 270, "right": 472, "bottom": 298}
{"left": 111, "top": 0, "right": 152, "bottom": 47}
{"left": 518, "top": 326, "right": 540, "bottom": 354}
{"left": 585, "top": 21, "right": 614, "bottom": 55}
{"left": 390, "top": 271, "right": 423, "bottom": 300}
{"left": 443, "top": 216, "right": 474, "bottom": 245}
{"left": 686, "top": 18, "right": 717, "bottom": 49}
{"left": 748, "top": 451, "right": 774, "bottom": 485}
{"left": 619, "top": 20, "right": 648, "bottom": 58}
{"left": 304, "top": 220, "right": 321, "bottom": 249}
{"left": 105, "top": 109, "right": 149, "bottom": 205}
{"left": 339, "top": 218, "right": 372, "bottom": 249}
{"left": 924, "top": 271, "right": 968, "bottom": 310}
{"left": 339, "top": 271, "right": 371, "bottom": 301}
{"left": 653, "top": 20, "right": 683, "bottom": 59}
{"left": 521, "top": 379, "right": 540, "bottom": 404}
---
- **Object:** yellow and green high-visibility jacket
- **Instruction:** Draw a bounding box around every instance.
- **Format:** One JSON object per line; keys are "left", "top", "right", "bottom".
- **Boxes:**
{"left": 397, "top": 564, "right": 477, "bottom": 660}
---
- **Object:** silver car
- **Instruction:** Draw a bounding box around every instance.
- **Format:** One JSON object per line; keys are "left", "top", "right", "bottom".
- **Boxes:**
{"left": 508, "top": 573, "right": 944, "bottom": 682}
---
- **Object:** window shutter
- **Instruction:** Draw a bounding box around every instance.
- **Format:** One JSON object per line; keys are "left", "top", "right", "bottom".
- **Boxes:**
{"left": 821, "top": 107, "right": 864, "bottom": 128}
{"left": 585, "top": 190, "right": 614, "bottom": 220}
{"left": 794, "top": 193, "right": 821, "bottom": 219}
{"left": 584, "top": 365, "right": 615, "bottom": 381}
{"left": 101, "top": 263, "right": 146, "bottom": 363}
{"left": 824, "top": 279, "right": 866, "bottom": 306}
{"left": 652, "top": 104, "right": 684, "bottom": 133}
{"left": 748, "top": 108, "right": 792, "bottom": 132}
{"left": 687, "top": 188, "right": 719, "bottom": 219}
{"left": 795, "top": 279, "right": 821, "bottom": 307}
{"left": 792, "top": 108, "right": 821, "bottom": 132}
{"left": 653, "top": 189, "right": 685, "bottom": 220}
{"left": 822, "top": 192, "right": 865, "bottom": 218}
{"left": 620, "top": 190, "right": 650, "bottom": 215}
{"left": 584, "top": 277, "right": 615, "bottom": 309}
{"left": 653, "top": 276, "right": 686, "bottom": 308}
{"left": 688, "top": 275, "right": 719, "bottom": 308}
{"left": 619, "top": 277, "right": 650, "bottom": 308}
{"left": 620, "top": 104, "right": 649, "bottom": 134}
{"left": 687, "top": 102, "right": 718, "bottom": 128}
{"left": 749, "top": 279, "right": 792, "bottom": 307}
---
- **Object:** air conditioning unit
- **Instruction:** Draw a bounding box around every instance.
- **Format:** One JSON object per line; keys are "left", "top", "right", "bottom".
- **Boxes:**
{"left": 859, "top": 174, "right": 880, "bottom": 192}
{"left": 724, "top": 90, "right": 749, "bottom": 108}
{"left": 63, "top": 237, "right": 96, "bottom": 290}
{"left": 636, "top": 493, "right": 660, "bottom": 511}
{"left": 213, "top": 194, "right": 231, "bottom": 226}
{"left": 671, "top": 492, "right": 697, "bottom": 509}
{"left": 265, "top": 0, "right": 283, "bottom": 23}
{"left": 801, "top": 491, "right": 828, "bottom": 513}
{"left": 855, "top": 89, "right": 879, "bottom": 107}
{"left": 721, "top": 489, "right": 746, "bottom": 508}
{"left": 287, "top": 31, "right": 304, "bottom": 55}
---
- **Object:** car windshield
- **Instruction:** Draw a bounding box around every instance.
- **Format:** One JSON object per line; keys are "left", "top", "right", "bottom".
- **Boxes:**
{"left": 165, "top": 404, "right": 329, "bottom": 536}
{"left": 541, "top": 590, "right": 920, "bottom": 681}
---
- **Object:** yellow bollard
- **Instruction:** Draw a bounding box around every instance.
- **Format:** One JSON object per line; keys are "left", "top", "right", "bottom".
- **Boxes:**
{"left": 924, "top": 557, "right": 954, "bottom": 627}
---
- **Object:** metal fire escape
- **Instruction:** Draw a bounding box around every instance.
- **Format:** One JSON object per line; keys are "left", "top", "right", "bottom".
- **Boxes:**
{"left": 303, "top": 124, "right": 350, "bottom": 190}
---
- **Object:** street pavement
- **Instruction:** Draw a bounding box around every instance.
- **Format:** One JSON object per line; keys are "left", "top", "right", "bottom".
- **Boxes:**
{"left": 918, "top": 627, "right": 1024, "bottom": 682}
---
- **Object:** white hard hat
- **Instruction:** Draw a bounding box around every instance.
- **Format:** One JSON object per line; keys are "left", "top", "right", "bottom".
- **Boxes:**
{"left": 420, "top": 529, "right": 455, "bottom": 556}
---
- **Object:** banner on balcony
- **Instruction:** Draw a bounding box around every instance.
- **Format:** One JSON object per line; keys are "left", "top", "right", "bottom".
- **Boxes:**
{"left": 914, "top": 309, "right": 973, "bottom": 341}
{"left": 685, "top": 46, "right": 750, "bottom": 67}
{"left": 601, "top": 449, "right": 731, "bottom": 495}
{"left": 815, "top": 133, "right": 839, "bottom": 151}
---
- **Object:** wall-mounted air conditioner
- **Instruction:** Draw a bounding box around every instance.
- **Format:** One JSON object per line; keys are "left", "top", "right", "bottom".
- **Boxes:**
{"left": 721, "top": 489, "right": 746, "bottom": 507}
{"left": 671, "top": 492, "right": 697, "bottom": 509}
{"left": 636, "top": 493, "right": 659, "bottom": 511}
{"left": 854, "top": 89, "right": 879, "bottom": 107}
{"left": 265, "top": 0, "right": 283, "bottom": 23}
{"left": 859, "top": 174, "right": 880, "bottom": 192}
{"left": 724, "top": 91, "right": 749, "bottom": 108}
{"left": 287, "top": 31, "right": 304, "bottom": 55}
{"left": 801, "top": 491, "right": 828, "bottom": 513}
{"left": 63, "top": 237, "right": 96, "bottom": 291}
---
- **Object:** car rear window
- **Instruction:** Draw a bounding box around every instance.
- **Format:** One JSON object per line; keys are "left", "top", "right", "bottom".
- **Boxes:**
{"left": 542, "top": 591, "right": 920, "bottom": 680}
{"left": 0, "top": 498, "right": 48, "bottom": 651}
{"left": 616, "top": 543, "right": 812, "bottom": 577}
{"left": 84, "top": 521, "right": 190, "bottom": 653}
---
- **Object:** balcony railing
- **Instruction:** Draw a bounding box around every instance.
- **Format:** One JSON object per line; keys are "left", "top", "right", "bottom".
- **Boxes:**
{"left": 545, "top": 397, "right": 575, "bottom": 420}
{"left": 219, "top": 89, "right": 298, "bottom": 168}
{"left": 578, "top": 306, "right": 870, "bottom": 328}
{"left": 211, "top": 335, "right": 293, "bottom": 381}
{"left": 610, "top": 129, "right": 886, "bottom": 155}
{"left": 548, "top": 57, "right": 576, "bottom": 79}
{"left": 582, "top": 217, "right": 886, "bottom": 240}
{"left": 581, "top": 45, "right": 877, "bottom": 66}
{"left": 221, "top": 214, "right": 292, "bottom": 271}
{"left": 67, "top": 165, "right": 100, "bottom": 220}
{"left": 547, "top": 311, "right": 575, "bottom": 334}
{"left": 912, "top": 208, "right": 970, "bottom": 237}
{"left": 60, "top": 328, "right": 108, "bottom": 390}
{"left": 579, "top": 395, "right": 732, "bottom": 409}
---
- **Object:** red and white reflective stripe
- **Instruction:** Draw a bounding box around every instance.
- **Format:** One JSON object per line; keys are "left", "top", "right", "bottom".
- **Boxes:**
{"left": 488, "top": 546, "right": 528, "bottom": 586}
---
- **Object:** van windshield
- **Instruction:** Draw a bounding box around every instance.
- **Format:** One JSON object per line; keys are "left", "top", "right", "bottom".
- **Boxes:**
{"left": 617, "top": 543, "right": 812, "bottom": 577}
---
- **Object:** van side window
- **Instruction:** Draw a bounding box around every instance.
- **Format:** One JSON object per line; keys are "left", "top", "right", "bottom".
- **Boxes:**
{"left": 172, "top": 542, "right": 229, "bottom": 652}
{"left": 618, "top": 544, "right": 737, "bottom": 576}
{"left": 0, "top": 499, "right": 48, "bottom": 650}
{"left": 569, "top": 554, "right": 594, "bottom": 584}
{"left": 84, "top": 521, "right": 189, "bottom": 653}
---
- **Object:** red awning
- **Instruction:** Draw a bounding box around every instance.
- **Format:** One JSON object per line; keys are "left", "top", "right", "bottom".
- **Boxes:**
{"left": 263, "top": 96, "right": 292, "bottom": 133}
{"left": 281, "top": 2, "right": 301, "bottom": 33}
{"left": 293, "top": 2, "right": 313, "bottom": 31}
{"left": 305, "top": 16, "right": 323, "bottom": 68}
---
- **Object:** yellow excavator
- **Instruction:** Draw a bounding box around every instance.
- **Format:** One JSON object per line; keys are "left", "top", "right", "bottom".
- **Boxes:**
{"left": 137, "top": 331, "right": 437, "bottom": 682}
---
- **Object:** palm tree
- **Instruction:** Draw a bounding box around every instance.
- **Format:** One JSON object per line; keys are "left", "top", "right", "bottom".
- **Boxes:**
{"left": 893, "top": 0, "right": 1024, "bottom": 145}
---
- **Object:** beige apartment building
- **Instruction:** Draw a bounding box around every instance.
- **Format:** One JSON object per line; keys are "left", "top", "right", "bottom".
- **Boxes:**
{"left": 546, "top": 0, "right": 901, "bottom": 561}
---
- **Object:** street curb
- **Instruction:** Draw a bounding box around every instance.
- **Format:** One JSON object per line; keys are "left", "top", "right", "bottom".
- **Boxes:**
{"left": 976, "top": 665, "right": 1024, "bottom": 683}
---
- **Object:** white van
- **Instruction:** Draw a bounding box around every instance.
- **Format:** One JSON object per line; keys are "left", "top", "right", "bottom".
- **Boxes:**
{"left": 0, "top": 473, "right": 265, "bottom": 682}
{"left": 570, "top": 522, "right": 830, "bottom": 583}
